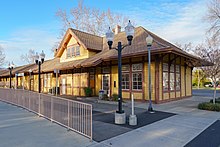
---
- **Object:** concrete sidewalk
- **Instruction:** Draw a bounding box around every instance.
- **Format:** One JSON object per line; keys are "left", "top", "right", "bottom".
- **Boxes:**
{"left": 89, "top": 96, "right": 220, "bottom": 147}
{"left": 90, "top": 115, "right": 216, "bottom": 147}
{"left": 0, "top": 96, "right": 219, "bottom": 147}
{"left": 0, "top": 101, "right": 97, "bottom": 147}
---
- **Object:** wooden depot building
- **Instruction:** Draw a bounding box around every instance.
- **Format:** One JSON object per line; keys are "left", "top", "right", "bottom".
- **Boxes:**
{"left": 0, "top": 26, "right": 211, "bottom": 103}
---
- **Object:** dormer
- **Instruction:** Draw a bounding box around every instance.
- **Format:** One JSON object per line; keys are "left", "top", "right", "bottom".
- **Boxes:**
{"left": 55, "top": 28, "right": 103, "bottom": 63}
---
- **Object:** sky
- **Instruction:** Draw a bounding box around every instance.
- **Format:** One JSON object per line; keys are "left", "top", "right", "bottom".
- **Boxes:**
{"left": 0, "top": 0, "right": 210, "bottom": 67}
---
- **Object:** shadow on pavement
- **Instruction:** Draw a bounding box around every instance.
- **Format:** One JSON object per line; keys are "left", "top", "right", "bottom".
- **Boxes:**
{"left": 92, "top": 108, "right": 175, "bottom": 142}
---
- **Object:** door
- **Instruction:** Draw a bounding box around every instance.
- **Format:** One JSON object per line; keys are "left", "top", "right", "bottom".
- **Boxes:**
{"left": 62, "top": 78, "right": 66, "bottom": 95}
{"left": 102, "top": 74, "right": 110, "bottom": 97}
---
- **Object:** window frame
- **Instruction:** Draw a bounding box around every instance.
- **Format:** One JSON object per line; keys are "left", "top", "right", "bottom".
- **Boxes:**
{"left": 162, "top": 60, "right": 181, "bottom": 93}
{"left": 66, "top": 48, "right": 71, "bottom": 58}
{"left": 66, "top": 45, "right": 80, "bottom": 59}
{"left": 132, "top": 63, "right": 143, "bottom": 90}
{"left": 75, "top": 46, "right": 80, "bottom": 56}
{"left": 163, "top": 63, "right": 169, "bottom": 92}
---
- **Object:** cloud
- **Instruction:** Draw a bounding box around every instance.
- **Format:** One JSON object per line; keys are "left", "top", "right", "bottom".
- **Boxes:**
{"left": 122, "top": 0, "right": 209, "bottom": 46}
{"left": 156, "top": 0, "right": 209, "bottom": 45}
{"left": 0, "top": 26, "right": 59, "bottom": 67}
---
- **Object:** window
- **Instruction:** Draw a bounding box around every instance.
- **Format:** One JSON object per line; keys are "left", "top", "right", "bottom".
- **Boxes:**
{"left": 102, "top": 67, "right": 110, "bottom": 74}
{"left": 132, "top": 73, "right": 142, "bottom": 90}
{"left": 122, "top": 65, "right": 130, "bottom": 72}
{"left": 66, "top": 48, "right": 71, "bottom": 58}
{"left": 163, "top": 63, "right": 169, "bottom": 91}
{"left": 44, "top": 74, "right": 47, "bottom": 87}
{"left": 71, "top": 47, "right": 75, "bottom": 57}
{"left": 66, "top": 45, "right": 80, "bottom": 58}
{"left": 75, "top": 46, "right": 80, "bottom": 56}
{"left": 170, "top": 64, "right": 175, "bottom": 91}
{"left": 163, "top": 63, "right": 181, "bottom": 92}
{"left": 122, "top": 73, "right": 129, "bottom": 90}
{"left": 89, "top": 68, "right": 95, "bottom": 74}
{"left": 176, "top": 65, "right": 180, "bottom": 90}
{"left": 132, "top": 63, "right": 142, "bottom": 90}
{"left": 122, "top": 65, "right": 130, "bottom": 90}
{"left": 132, "top": 63, "right": 142, "bottom": 71}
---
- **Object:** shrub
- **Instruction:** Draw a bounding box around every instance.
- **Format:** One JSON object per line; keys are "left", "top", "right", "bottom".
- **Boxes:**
{"left": 84, "top": 87, "right": 92, "bottom": 97}
{"left": 198, "top": 102, "right": 220, "bottom": 112}
{"left": 112, "top": 94, "right": 118, "bottom": 101}
{"left": 102, "top": 94, "right": 109, "bottom": 100}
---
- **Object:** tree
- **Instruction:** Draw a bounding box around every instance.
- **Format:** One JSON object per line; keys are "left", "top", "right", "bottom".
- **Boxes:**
{"left": 194, "top": 35, "right": 220, "bottom": 103}
{"left": 20, "top": 49, "right": 36, "bottom": 64}
{"left": 205, "top": 0, "right": 220, "bottom": 37}
{"left": 175, "top": 42, "right": 193, "bottom": 52}
{"left": 192, "top": 69, "right": 207, "bottom": 88}
{"left": 54, "top": 0, "right": 129, "bottom": 53}
{"left": 0, "top": 45, "right": 5, "bottom": 67}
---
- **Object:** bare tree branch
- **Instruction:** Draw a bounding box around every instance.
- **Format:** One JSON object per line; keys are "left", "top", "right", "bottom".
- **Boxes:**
{"left": 205, "top": 0, "right": 220, "bottom": 37}
{"left": 175, "top": 42, "right": 193, "bottom": 52}
{"left": 194, "top": 34, "right": 220, "bottom": 102}
{"left": 56, "top": 0, "right": 129, "bottom": 36}
{"left": 0, "top": 45, "right": 5, "bottom": 67}
{"left": 54, "top": 0, "right": 130, "bottom": 54}
{"left": 20, "top": 49, "right": 36, "bottom": 64}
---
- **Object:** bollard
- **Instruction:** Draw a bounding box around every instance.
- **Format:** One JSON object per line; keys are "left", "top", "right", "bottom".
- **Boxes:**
{"left": 129, "top": 94, "right": 137, "bottom": 126}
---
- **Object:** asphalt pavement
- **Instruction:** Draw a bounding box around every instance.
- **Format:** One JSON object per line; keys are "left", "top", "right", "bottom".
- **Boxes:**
{"left": 185, "top": 120, "right": 220, "bottom": 147}
{"left": 92, "top": 108, "right": 174, "bottom": 142}
{"left": 192, "top": 89, "right": 220, "bottom": 97}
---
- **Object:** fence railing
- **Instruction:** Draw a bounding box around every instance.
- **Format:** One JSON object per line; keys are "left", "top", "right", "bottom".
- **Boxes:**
{"left": 0, "top": 88, "right": 92, "bottom": 140}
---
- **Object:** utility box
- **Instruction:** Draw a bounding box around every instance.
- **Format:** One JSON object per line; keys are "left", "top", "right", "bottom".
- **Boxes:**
{"left": 99, "top": 90, "right": 104, "bottom": 100}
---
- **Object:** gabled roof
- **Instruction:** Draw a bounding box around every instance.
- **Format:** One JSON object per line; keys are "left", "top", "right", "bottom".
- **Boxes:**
{"left": 55, "top": 28, "right": 103, "bottom": 57}
{"left": 78, "top": 26, "right": 212, "bottom": 67}
{"left": 54, "top": 26, "right": 212, "bottom": 68}
{"left": 71, "top": 29, "right": 103, "bottom": 51}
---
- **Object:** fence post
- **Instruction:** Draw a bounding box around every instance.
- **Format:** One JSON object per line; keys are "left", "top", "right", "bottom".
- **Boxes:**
{"left": 90, "top": 105, "right": 93, "bottom": 141}
{"left": 51, "top": 96, "right": 53, "bottom": 122}
{"left": 28, "top": 91, "right": 30, "bottom": 111}
{"left": 67, "top": 100, "right": 70, "bottom": 131}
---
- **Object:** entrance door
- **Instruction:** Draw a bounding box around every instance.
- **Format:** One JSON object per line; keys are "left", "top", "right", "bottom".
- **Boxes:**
{"left": 102, "top": 74, "right": 110, "bottom": 97}
{"left": 62, "top": 78, "right": 66, "bottom": 95}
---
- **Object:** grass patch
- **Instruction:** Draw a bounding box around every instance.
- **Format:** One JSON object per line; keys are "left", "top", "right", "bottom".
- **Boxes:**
{"left": 198, "top": 102, "right": 220, "bottom": 112}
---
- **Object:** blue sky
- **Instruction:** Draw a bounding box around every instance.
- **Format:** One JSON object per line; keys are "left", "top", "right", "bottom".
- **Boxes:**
{"left": 0, "top": 0, "right": 209, "bottom": 67}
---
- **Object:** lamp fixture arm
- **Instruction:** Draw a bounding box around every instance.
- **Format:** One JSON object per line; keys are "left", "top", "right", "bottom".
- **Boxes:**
{"left": 112, "top": 43, "right": 130, "bottom": 51}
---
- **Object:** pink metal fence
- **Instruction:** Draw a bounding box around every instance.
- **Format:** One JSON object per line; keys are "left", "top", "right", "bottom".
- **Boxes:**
{"left": 0, "top": 88, "right": 92, "bottom": 140}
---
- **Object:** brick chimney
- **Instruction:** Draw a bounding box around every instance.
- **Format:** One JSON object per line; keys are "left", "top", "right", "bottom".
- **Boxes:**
{"left": 113, "top": 25, "right": 121, "bottom": 35}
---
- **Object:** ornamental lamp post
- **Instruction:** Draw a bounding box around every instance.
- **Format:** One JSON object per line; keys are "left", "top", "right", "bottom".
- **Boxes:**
{"left": 146, "top": 35, "right": 154, "bottom": 112}
{"left": 35, "top": 50, "right": 45, "bottom": 93}
{"left": 8, "top": 61, "right": 15, "bottom": 88}
{"left": 106, "top": 20, "right": 135, "bottom": 124}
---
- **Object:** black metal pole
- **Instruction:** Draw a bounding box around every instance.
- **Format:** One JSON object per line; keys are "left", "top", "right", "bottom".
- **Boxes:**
{"left": 38, "top": 62, "right": 41, "bottom": 93}
{"left": 117, "top": 42, "right": 124, "bottom": 114}
{"left": 9, "top": 69, "right": 12, "bottom": 89}
{"left": 29, "top": 72, "right": 31, "bottom": 91}
{"left": 148, "top": 45, "right": 153, "bottom": 111}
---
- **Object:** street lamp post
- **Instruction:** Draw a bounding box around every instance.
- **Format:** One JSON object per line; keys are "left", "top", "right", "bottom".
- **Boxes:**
{"left": 29, "top": 69, "right": 32, "bottom": 91}
{"left": 146, "top": 35, "right": 154, "bottom": 112}
{"left": 34, "top": 51, "right": 45, "bottom": 93}
{"left": 106, "top": 20, "right": 135, "bottom": 124}
{"left": 8, "top": 62, "right": 15, "bottom": 89}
